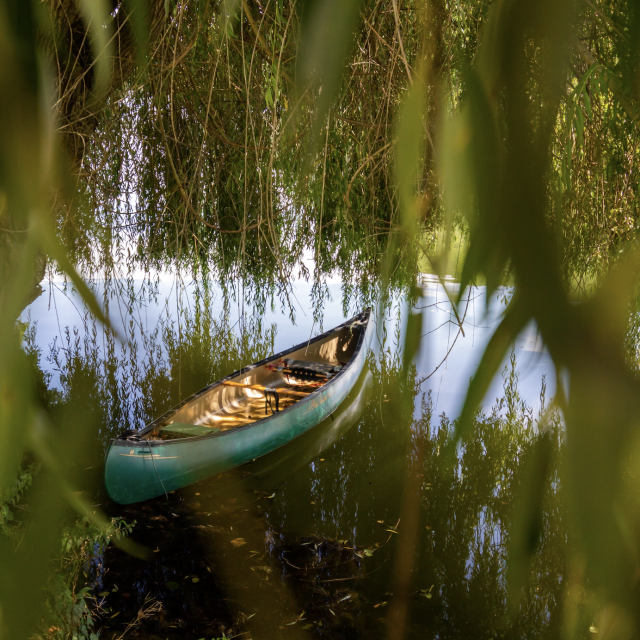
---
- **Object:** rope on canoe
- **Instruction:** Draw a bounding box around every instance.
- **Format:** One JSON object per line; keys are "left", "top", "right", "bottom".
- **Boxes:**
{"left": 145, "top": 440, "right": 168, "bottom": 500}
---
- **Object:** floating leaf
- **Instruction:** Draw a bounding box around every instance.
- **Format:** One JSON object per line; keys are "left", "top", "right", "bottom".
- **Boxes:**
{"left": 231, "top": 538, "right": 247, "bottom": 547}
{"left": 251, "top": 566, "right": 272, "bottom": 574}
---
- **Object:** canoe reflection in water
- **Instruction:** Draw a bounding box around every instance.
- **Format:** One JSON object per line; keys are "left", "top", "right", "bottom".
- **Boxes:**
{"left": 104, "top": 309, "right": 373, "bottom": 504}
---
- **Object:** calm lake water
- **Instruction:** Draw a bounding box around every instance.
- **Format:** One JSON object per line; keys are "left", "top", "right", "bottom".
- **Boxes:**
{"left": 22, "top": 272, "right": 565, "bottom": 639}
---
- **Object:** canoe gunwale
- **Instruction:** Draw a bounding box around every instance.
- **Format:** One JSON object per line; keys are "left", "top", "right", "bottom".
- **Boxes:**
{"left": 109, "top": 308, "right": 371, "bottom": 449}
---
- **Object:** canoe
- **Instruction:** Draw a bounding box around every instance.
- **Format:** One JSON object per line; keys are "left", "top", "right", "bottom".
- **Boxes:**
{"left": 183, "top": 365, "right": 373, "bottom": 500}
{"left": 104, "top": 308, "right": 373, "bottom": 504}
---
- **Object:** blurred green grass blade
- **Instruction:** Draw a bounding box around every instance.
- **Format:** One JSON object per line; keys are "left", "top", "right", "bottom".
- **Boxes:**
{"left": 0, "top": 236, "right": 38, "bottom": 492}
{"left": 123, "top": 0, "right": 149, "bottom": 72}
{"left": 463, "top": 66, "right": 504, "bottom": 300}
{"left": 33, "top": 211, "right": 112, "bottom": 331}
{"left": 0, "top": 466, "right": 65, "bottom": 640}
{"left": 446, "top": 296, "right": 529, "bottom": 455}
{"left": 0, "top": 233, "right": 38, "bottom": 330}
{"left": 396, "top": 82, "right": 426, "bottom": 232}
{"left": 297, "top": 0, "right": 363, "bottom": 151}
{"left": 447, "top": 68, "right": 508, "bottom": 302}
{"left": 0, "top": 341, "right": 32, "bottom": 493}
{"left": 402, "top": 307, "right": 423, "bottom": 379}
{"left": 28, "top": 413, "right": 149, "bottom": 560}
{"left": 439, "top": 64, "right": 505, "bottom": 303}
{"left": 582, "top": 245, "right": 640, "bottom": 355}
{"left": 439, "top": 107, "right": 473, "bottom": 234}
{"left": 566, "top": 361, "right": 640, "bottom": 611}
{"left": 507, "top": 431, "right": 552, "bottom": 614}
{"left": 77, "top": 0, "right": 114, "bottom": 94}
{"left": 1, "top": 0, "right": 39, "bottom": 94}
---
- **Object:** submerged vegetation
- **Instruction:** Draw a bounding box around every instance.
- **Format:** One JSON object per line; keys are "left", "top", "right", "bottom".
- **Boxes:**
{"left": 4, "top": 0, "right": 640, "bottom": 637}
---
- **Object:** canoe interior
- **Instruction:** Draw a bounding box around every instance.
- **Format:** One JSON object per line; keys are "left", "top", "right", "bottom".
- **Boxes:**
{"left": 141, "top": 319, "right": 365, "bottom": 441}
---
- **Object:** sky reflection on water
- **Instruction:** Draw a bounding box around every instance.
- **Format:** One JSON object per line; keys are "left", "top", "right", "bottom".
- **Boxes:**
{"left": 19, "top": 273, "right": 567, "bottom": 639}
{"left": 23, "top": 273, "right": 554, "bottom": 422}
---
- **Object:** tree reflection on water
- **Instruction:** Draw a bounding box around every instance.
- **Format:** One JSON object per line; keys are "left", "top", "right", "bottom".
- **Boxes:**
{"left": 22, "top": 291, "right": 586, "bottom": 639}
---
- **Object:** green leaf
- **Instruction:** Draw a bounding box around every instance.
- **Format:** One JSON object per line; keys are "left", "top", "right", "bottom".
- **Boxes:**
{"left": 32, "top": 212, "right": 112, "bottom": 331}
{"left": 446, "top": 296, "right": 529, "bottom": 456}
{"left": 575, "top": 107, "right": 584, "bottom": 147}
{"left": 123, "top": 0, "right": 149, "bottom": 71}
{"left": 77, "top": 0, "right": 114, "bottom": 95}
{"left": 297, "top": 0, "right": 363, "bottom": 151}
{"left": 507, "top": 432, "right": 553, "bottom": 612}
{"left": 583, "top": 90, "right": 592, "bottom": 118}
{"left": 395, "top": 82, "right": 427, "bottom": 233}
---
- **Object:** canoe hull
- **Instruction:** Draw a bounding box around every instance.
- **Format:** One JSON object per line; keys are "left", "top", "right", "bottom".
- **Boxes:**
{"left": 104, "top": 310, "right": 372, "bottom": 504}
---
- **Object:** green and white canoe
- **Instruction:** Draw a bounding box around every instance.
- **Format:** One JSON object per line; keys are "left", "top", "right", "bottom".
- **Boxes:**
{"left": 104, "top": 309, "right": 372, "bottom": 504}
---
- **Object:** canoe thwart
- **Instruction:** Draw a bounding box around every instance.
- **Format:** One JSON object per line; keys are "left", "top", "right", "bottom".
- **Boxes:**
{"left": 221, "top": 380, "right": 309, "bottom": 397}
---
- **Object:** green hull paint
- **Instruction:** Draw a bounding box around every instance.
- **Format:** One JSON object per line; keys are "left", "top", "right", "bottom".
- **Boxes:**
{"left": 104, "top": 311, "right": 372, "bottom": 504}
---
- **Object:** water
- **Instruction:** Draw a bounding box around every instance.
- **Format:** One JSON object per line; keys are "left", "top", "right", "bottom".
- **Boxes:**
{"left": 22, "top": 273, "right": 564, "bottom": 639}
